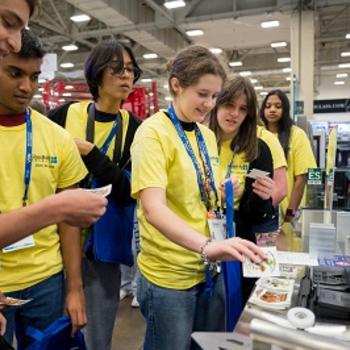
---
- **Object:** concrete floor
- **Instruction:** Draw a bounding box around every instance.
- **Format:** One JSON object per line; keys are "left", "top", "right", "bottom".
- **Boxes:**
{"left": 112, "top": 296, "right": 146, "bottom": 350}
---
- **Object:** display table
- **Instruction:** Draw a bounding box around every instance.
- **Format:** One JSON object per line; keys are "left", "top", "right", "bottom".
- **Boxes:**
{"left": 192, "top": 222, "right": 350, "bottom": 350}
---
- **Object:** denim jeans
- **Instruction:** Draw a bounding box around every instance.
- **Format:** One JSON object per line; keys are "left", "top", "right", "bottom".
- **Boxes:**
{"left": 3, "top": 271, "right": 65, "bottom": 349}
{"left": 137, "top": 272, "right": 226, "bottom": 350}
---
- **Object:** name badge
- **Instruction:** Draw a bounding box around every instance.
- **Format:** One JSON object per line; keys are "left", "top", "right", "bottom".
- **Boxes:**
{"left": 208, "top": 217, "right": 226, "bottom": 241}
{"left": 3, "top": 235, "right": 35, "bottom": 253}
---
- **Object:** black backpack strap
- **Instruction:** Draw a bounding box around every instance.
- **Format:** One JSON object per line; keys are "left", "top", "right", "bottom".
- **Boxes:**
{"left": 119, "top": 112, "right": 141, "bottom": 170}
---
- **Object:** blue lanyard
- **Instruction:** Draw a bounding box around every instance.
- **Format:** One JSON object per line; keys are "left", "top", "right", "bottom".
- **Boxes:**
{"left": 167, "top": 105, "right": 218, "bottom": 210}
{"left": 99, "top": 118, "right": 119, "bottom": 156}
{"left": 225, "top": 180, "right": 235, "bottom": 237}
{"left": 23, "top": 109, "right": 32, "bottom": 207}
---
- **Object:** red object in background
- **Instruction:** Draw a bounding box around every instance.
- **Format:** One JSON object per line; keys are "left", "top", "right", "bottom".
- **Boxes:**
{"left": 43, "top": 80, "right": 158, "bottom": 119}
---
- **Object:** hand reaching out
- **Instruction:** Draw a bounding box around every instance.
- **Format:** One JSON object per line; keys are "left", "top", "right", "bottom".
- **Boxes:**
{"left": 252, "top": 176, "right": 274, "bottom": 200}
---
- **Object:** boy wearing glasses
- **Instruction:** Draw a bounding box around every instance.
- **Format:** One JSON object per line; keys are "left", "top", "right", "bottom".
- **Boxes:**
{"left": 48, "top": 40, "right": 142, "bottom": 350}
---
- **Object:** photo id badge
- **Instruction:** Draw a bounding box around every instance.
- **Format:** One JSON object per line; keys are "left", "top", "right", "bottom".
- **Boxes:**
{"left": 208, "top": 217, "right": 226, "bottom": 241}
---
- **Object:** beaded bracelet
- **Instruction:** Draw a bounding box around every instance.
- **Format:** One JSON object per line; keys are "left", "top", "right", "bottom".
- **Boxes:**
{"left": 200, "top": 238, "right": 212, "bottom": 265}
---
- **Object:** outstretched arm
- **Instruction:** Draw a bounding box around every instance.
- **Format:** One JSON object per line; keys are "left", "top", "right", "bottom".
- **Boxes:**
{"left": 0, "top": 189, "right": 107, "bottom": 249}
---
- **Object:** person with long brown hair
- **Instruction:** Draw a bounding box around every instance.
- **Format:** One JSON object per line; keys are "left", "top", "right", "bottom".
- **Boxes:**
{"left": 131, "top": 47, "right": 267, "bottom": 349}
{"left": 209, "top": 76, "right": 275, "bottom": 304}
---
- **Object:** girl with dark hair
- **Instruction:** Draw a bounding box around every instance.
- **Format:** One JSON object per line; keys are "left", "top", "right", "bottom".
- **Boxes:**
{"left": 209, "top": 76, "right": 275, "bottom": 304}
{"left": 131, "top": 46, "right": 267, "bottom": 350}
{"left": 260, "top": 89, "right": 316, "bottom": 222}
{"left": 49, "top": 40, "right": 142, "bottom": 350}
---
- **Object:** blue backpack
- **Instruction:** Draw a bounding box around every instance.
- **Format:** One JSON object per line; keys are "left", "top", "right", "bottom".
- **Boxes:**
{"left": 25, "top": 316, "right": 87, "bottom": 350}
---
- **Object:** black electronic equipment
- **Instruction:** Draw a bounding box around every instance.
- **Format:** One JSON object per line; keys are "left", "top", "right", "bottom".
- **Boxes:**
{"left": 297, "top": 266, "right": 350, "bottom": 322}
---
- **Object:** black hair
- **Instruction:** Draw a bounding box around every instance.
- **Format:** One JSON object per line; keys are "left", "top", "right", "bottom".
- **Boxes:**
{"left": 18, "top": 29, "right": 45, "bottom": 59}
{"left": 26, "top": 0, "right": 41, "bottom": 18}
{"left": 260, "top": 89, "right": 294, "bottom": 158}
{"left": 84, "top": 40, "right": 142, "bottom": 101}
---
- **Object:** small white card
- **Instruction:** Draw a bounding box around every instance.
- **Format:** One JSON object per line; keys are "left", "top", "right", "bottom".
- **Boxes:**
{"left": 85, "top": 184, "right": 112, "bottom": 197}
{"left": 0, "top": 297, "right": 32, "bottom": 306}
{"left": 243, "top": 246, "right": 280, "bottom": 278}
{"left": 246, "top": 168, "right": 270, "bottom": 179}
{"left": 2, "top": 235, "right": 35, "bottom": 253}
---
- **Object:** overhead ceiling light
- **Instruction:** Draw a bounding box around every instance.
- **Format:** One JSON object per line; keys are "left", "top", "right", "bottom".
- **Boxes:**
{"left": 141, "top": 78, "right": 152, "bottom": 83}
{"left": 38, "top": 87, "right": 44, "bottom": 92}
{"left": 33, "top": 94, "right": 42, "bottom": 99}
{"left": 338, "top": 63, "right": 350, "bottom": 68}
{"left": 60, "top": 62, "right": 74, "bottom": 68}
{"left": 62, "top": 92, "right": 72, "bottom": 97}
{"left": 261, "top": 20, "right": 280, "bottom": 29}
{"left": 260, "top": 91, "right": 268, "bottom": 96}
{"left": 346, "top": 33, "right": 350, "bottom": 39}
{"left": 277, "top": 57, "right": 291, "bottom": 63}
{"left": 254, "top": 86, "right": 263, "bottom": 90}
{"left": 334, "top": 81, "right": 345, "bottom": 85}
{"left": 165, "top": 96, "right": 173, "bottom": 101}
{"left": 282, "top": 67, "right": 292, "bottom": 73}
{"left": 336, "top": 73, "right": 348, "bottom": 78}
{"left": 186, "top": 29, "right": 204, "bottom": 37}
{"left": 38, "top": 78, "right": 46, "bottom": 84}
{"left": 271, "top": 41, "right": 287, "bottom": 48}
{"left": 229, "top": 61, "right": 243, "bottom": 67}
{"left": 163, "top": 84, "right": 169, "bottom": 89}
{"left": 143, "top": 53, "right": 158, "bottom": 59}
{"left": 209, "top": 47, "right": 222, "bottom": 55}
{"left": 250, "top": 78, "right": 258, "bottom": 84}
{"left": 164, "top": 1, "right": 186, "bottom": 9}
{"left": 64, "top": 85, "right": 74, "bottom": 90}
{"left": 58, "top": 98, "right": 66, "bottom": 103}
{"left": 341, "top": 51, "right": 350, "bottom": 57}
{"left": 70, "top": 14, "right": 91, "bottom": 23}
{"left": 286, "top": 76, "right": 291, "bottom": 81}
{"left": 62, "top": 44, "right": 78, "bottom": 51}
{"left": 239, "top": 71, "right": 252, "bottom": 77}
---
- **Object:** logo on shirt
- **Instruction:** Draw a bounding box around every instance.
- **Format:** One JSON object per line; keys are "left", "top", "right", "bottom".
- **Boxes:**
{"left": 32, "top": 154, "right": 58, "bottom": 168}
{"left": 210, "top": 156, "right": 219, "bottom": 167}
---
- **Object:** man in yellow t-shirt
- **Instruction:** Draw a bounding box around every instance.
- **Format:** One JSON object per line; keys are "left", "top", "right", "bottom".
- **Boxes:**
{"left": 0, "top": 30, "right": 87, "bottom": 349}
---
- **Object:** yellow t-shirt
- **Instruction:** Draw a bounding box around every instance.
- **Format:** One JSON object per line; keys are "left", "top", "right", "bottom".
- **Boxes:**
{"left": 0, "top": 110, "right": 87, "bottom": 292}
{"left": 278, "top": 125, "right": 317, "bottom": 217}
{"left": 131, "top": 111, "right": 219, "bottom": 289}
{"left": 64, "top": 101, "right": 130, "bottom": 159}
{"left": 218, "top": 140, "right": 249, "bottom": 209}
{"left": 257, "top": 125, "right": 287, "bottom": 169}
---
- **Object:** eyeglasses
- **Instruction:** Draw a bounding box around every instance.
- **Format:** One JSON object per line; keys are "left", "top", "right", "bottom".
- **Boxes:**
{"left": 108, "top": 61, "right": 142, "bottom": 81}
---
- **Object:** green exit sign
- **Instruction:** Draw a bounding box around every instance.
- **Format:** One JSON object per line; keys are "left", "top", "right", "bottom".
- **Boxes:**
{"left": 308, "top": 168, "right": 322, "bottom": 185}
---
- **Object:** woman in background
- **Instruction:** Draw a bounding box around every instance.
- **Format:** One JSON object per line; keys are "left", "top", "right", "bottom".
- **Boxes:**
{"left": 260, "top": 89, "right": 316, "bottom": 223}
{"left": 210, "top": 76, "right": 275, "bottom": 304}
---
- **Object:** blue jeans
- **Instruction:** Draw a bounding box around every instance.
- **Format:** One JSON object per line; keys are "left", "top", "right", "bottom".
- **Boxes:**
{"left": 137, "top": 272, "right": 226, "bottom": 350}
{"left": 3, "top": 272, "right": 65, "bottom": 350}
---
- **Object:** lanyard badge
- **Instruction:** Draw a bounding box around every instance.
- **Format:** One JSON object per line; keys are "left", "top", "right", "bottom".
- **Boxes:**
{"left": 167, "top": 105, "right": 219, "bottom": 212}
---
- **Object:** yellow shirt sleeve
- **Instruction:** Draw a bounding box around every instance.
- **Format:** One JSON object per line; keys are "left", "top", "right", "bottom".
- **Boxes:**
{"left": 257, "top": 126, "right": 287, "bottom": 169}
{"left": 131, "top": 132, "right": 168, "bottom": 199}
{"left": 289, "top": 126, "right": 317, "bottom": 176}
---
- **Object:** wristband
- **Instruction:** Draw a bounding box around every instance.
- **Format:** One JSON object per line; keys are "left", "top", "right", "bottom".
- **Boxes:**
{"left": 200, "top": 238, "right": 212, "bottom": 265}
{"left": 286, "top": 208, "right": 296, "bottom": 217}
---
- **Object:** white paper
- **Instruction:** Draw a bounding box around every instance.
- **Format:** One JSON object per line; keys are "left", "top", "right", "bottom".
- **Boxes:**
{"left": 2, "top": 235, "right": 35, "bottom": 253}
{"left": 276, "top": 251, "right": 319, "bottom": 266}
{"left": 243, "top": 247, "right": 280, "bottom": 277}
{"left": 85, "top": 184, "right": 112, "bottom": 197}
{"left": 246, "top": 168, "right": 270, "bottom": 179}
